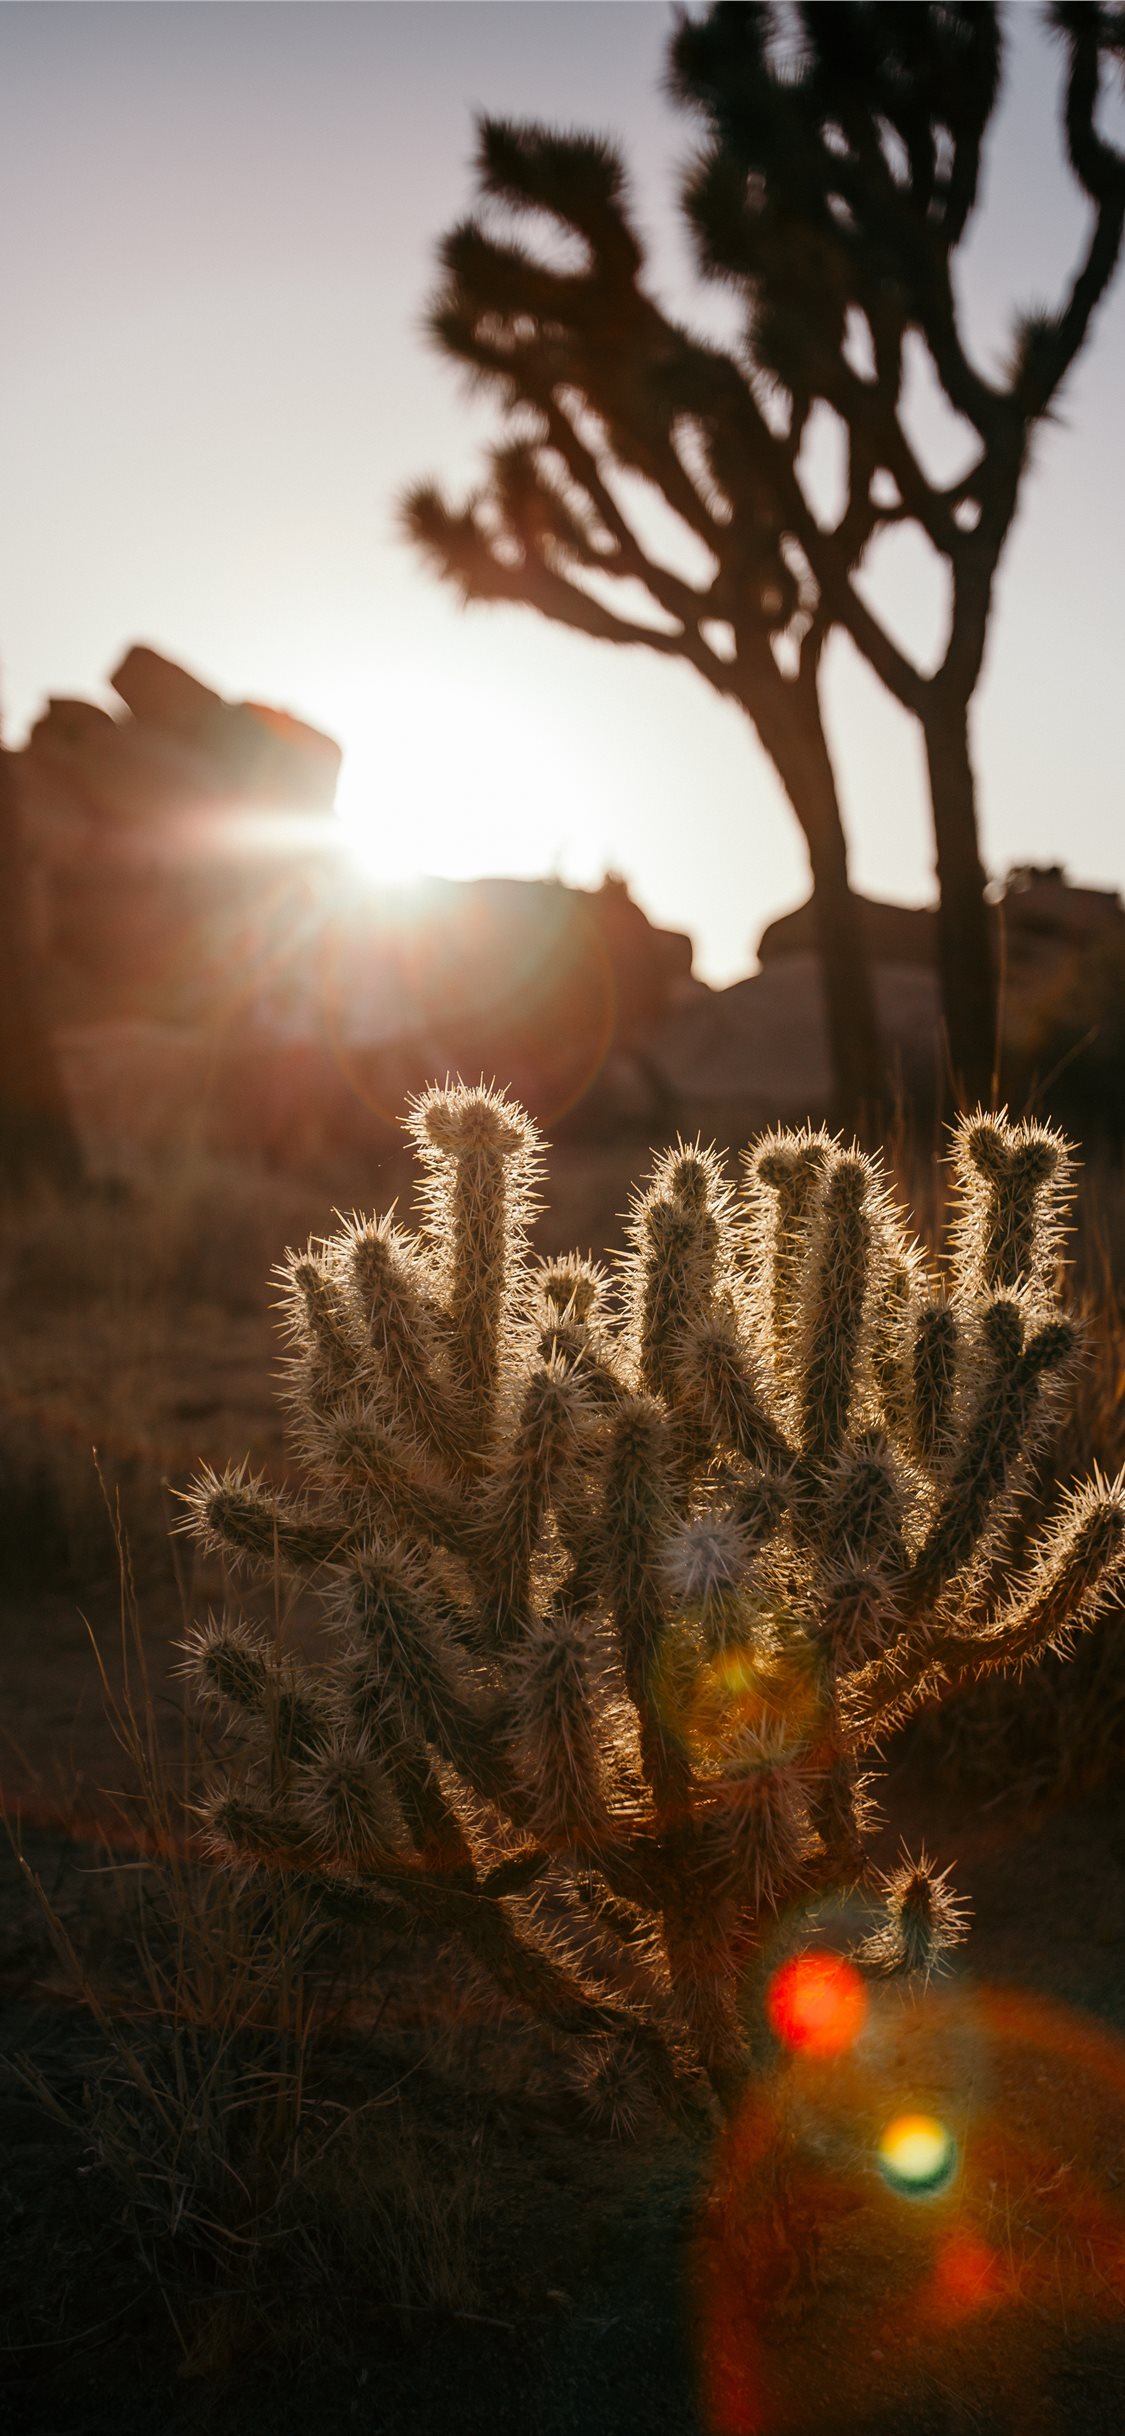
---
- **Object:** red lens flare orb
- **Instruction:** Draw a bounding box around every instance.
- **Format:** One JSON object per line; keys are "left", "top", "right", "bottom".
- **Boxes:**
{"left": 929, "top": 2229, "right": 1005, "bottom": 2322}
{"left": 766, "top": 1951, "right": 867, "bottom": 2057}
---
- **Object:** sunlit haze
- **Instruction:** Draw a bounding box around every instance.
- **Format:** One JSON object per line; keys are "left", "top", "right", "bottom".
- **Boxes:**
{"left": 2, "top": 2, "right": 1123, "bottom": 981}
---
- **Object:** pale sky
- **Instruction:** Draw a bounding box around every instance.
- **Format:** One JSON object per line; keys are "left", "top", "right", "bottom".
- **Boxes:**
{"left": 2, "top": 0, "right": 1122, "bottom": 984}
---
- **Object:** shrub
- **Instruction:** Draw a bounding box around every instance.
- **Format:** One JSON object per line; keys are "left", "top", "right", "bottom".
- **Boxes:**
{"left": 181, "top": 1086, "right": 1125, "bottom": 2115}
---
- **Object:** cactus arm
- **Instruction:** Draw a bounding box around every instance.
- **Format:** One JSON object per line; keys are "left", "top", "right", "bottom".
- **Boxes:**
{"left": 279, "top": 1249, "right": 371, "bottom": 1415}
{"left": 903, "top": 1305, "right": 1078, "bottom": 1617}
{"left": 181, "top": 1464, "right": 347, "bottom": 1574}
{"left": 407, "top": 1084, "right": 542, "bottom": 1455}
{"left": 797, "top": 1156, "right": 873, "bottom": 1464}
{"left": 858, "top": 1850, "right": 970, "bottom": 1982}
{"left": 623, "top": 1144, "right": 734, "bottom": 1402}
{"left": 342, "top": 1548, "right": 512, "bottom": 1806}
{"left": 909, "top": 1301, "right": 960, "bottom": 1464}
{"left": 183, "top": 1620, "right": 333, "bottom": 1777}
{"left": 537, "top": 1255, "right": 628, "bottom": 1407}
{"left": 924, "top": 1474, "right": 1125, "bottom": 1685}
{"left": 539, "top": 1320, "right": 626, "bottom": 1407}
{"left": 868, "top": 1259, "right": 915, "bottom": 1438}
{"left": 636, "top": 1196, "right": 711, "bottom": 1403}
{"left": 679, "top": 1307, "right": 793, "bottom": 1471}
{"left": 970, "top": 1476, "right": 1125, "bottom": 1665}
{"left": 478, "top": 1357, "right": 592, "bottom": 1641}
{"left": 599, "top": 1397, "right": 692, "bottom": 1819}
{"left": 512, "top": 1603, "right": 608, "bottom": 1845}
{"left": 394, "top": 1869, "right": 699, "bottom": 2118}
{"left": 479, "top": 1844, "right": 552, "bottom": 1897}
{"left": 950, "top": 1113, "right": 1072, "bottom": 1301}
{"left": 744, "top": 1132, "right": 831, "bottom": 1390}
{"left": 312, "top": 1411, "right": 473, "bottom": 1554}
{"left": 342, "top": 1215, "right": 471, "bottom": 1467}
{"left": 378, "top": 1734, "right": 478, "bottom": 1879}
{"left": 846, "top": 1477, "right": 1125, "bottom": 1742}
{"left": 805, "top": 1738, "right": 867, "bottom": 1879}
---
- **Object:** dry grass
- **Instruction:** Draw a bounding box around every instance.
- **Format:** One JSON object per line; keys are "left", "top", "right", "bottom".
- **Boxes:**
{"left": 5, "top": 1533, "right": 485, "bottom": 2375}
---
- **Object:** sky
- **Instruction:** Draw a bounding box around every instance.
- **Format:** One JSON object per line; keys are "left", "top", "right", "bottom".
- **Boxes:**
{"left": 1, "top": 0, "right": 1123, "bottom": 986}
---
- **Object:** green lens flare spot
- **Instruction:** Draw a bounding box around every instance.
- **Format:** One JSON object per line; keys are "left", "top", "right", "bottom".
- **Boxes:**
{"left": 878, "top": 2112, "right": 957, "bottom": 2196}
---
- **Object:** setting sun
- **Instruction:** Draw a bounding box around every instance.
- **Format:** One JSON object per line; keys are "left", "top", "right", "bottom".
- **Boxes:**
{"left": 326, "top": 663, "right": 610, "bottom": 889}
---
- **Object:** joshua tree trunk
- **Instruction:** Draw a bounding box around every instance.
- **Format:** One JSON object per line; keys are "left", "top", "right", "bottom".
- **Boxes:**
{"left": 921, "top": 691, "right": 996, "bottom": 1109}
{"left": 803, "top": 793, "right": 884, "bottom": 1141}
{"left": 753, "top": 678, "right": 884, "bottom": 1137}
{"left": 0, "top": 745, "right": 84, "bottom": 1192}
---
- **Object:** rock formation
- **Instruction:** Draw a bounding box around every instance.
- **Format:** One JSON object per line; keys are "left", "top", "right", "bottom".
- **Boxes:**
{"left": 16, "top": 648, "right": 702, "bottom": 1155}
{"left": 14, "top": 642, "right": 1121, "bottom": 1157}
{"left": 652, "top": 873, "right": 1124, "bottom": 1134}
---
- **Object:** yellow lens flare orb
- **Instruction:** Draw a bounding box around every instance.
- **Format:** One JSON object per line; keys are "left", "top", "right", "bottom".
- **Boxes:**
{"left": 878, "top": 2111, "right": 957, "bottom": 2196}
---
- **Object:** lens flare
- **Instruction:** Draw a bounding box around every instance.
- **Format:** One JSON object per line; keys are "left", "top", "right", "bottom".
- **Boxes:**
{"left": 698, "top": 1983, "right": 1125, "bottom": 2435}
{"left": 766, "top": 1952, "right": 867, "bottom": 2057}
{"left": 929, "top": 2229, "right": 1004, "bottom": 2320}
{"left": 878, "top": 2112, "right": 957, "bottom": 2195}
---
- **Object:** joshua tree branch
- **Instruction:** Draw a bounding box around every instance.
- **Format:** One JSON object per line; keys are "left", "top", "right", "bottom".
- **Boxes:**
{"left": 815, "top": 536, "right": 930, "bottom": 715}
{"left": 1018, "top": 193, "right": 1125, "bottom": 422}
{"left": 541, "top": 398, "right": 721, "bottom": 636}
{"left": 403, "top": 481, "right": 718, "bottom": 666}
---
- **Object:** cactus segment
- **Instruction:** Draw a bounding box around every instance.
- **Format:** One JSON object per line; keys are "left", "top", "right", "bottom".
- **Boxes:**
{"left": 860, "top": 1848, "right": 970, "bottom": 1982}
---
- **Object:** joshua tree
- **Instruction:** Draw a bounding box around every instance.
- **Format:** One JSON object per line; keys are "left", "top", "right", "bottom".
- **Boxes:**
{"left": 403, "top": 122, "right": 887, "bottom": 1134}
{"left": 0, "top": 729, "right": 83, "bottom": 1191}
{"left": 669, "top": 0, "right": 1125, "bottom": 1101}
{"left": 182, "top": 1081, "right": 1125, "bottom": 2116}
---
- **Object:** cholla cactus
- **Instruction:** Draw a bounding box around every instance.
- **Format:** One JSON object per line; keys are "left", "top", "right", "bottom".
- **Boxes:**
{"left": 180, "top": 1090, "right": 1125, "bottom": 2115}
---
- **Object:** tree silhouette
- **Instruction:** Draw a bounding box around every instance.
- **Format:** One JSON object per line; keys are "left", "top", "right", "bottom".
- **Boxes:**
{"left": 403, "top": 120, "right": 888, "bottom": 1133}
{"left": 669, "top": 0, "right": 1125, "bottom": 1101}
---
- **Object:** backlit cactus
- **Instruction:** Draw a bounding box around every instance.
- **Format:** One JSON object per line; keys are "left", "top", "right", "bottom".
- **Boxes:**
{"left": 180, "top": 1089, "right": 1125, "bottom": 2114}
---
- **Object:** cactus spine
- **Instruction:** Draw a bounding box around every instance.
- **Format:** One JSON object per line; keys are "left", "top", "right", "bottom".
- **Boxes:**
{"left": 181, "top": 1091, "right": 1125, "bottom": 2114}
